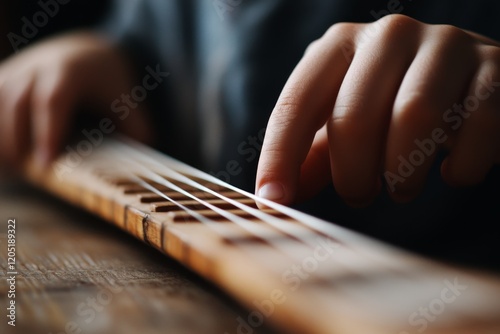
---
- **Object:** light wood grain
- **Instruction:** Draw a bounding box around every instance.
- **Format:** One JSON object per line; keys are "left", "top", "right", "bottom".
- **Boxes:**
{"left": 0, "top": 180, "right": 278, "bottom": 334}
{"left": 12, "top": 137, "right": 500, "bottom": 334}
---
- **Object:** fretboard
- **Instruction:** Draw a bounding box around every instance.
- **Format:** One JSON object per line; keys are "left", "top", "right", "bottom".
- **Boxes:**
{"left": 23, "top": 137, "right": 500, "bottom": 334}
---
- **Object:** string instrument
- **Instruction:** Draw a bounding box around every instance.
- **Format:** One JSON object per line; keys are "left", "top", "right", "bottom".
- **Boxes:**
{"left": 24, "top": 137, "right": 500, "bottom": 334}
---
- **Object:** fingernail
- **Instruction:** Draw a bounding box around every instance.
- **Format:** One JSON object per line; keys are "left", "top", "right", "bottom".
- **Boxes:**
{"left": 258, "top": 182, "right": 285, "bottom": 201}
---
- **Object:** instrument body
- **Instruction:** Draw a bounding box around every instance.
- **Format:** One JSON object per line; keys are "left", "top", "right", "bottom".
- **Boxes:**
{"left": 24, "top": 138, "right": 500, "bottom": 334}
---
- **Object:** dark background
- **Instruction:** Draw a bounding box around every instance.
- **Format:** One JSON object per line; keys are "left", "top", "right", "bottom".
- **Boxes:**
{"left": 1, "top": 0, "right": 111, "bottom": 59}
{"left": 1, "top": 0, "right": 498, "bottom": 275}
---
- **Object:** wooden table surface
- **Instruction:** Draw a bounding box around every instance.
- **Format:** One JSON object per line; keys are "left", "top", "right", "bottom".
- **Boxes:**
{"left": 0, "top": 178, "right": 278, "bottom": 334}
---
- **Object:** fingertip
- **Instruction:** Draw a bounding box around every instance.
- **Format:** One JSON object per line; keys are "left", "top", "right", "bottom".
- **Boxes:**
{"left": 256, "top": 149, "right": 300, "bottom": 207}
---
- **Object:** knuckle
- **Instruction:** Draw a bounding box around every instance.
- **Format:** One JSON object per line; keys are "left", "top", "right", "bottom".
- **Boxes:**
{"left": 319, "top": 23, "right": 358, "bottom": 59}
{"left": 331, "top": 21, "right": 356, "bottom": 32}
{"left": 433, "top": 24, "right": 473, "bottom": 47}
{"left": 357, "top": 14, "right": 420, "bottom": 51}
{"left": 376, "top": 14, "right": 420, "bottom": 35}
{"left": 324, "top": 22, "right": 358, "bottom": 40}
{"left": 304, "top": 39, "right": 320, "bottom": 55}
{"left": 378, "top": 13, "right": 415, "bottom": 24}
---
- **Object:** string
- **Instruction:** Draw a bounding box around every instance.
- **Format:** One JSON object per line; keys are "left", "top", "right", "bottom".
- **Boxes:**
{"left": 94, "top": 138, "right": 401, "bottom": 281}
{"left": 116, "top": 136, "right": 389, "bottom": 251}
{"left": 110, "top": 137, "right": 409, "bottom": 268}
{"left": 112, "top": 140, "right": 330, "bottom": 250}
{"left": 111, "top": 152, "right": 343, "bottom": 278}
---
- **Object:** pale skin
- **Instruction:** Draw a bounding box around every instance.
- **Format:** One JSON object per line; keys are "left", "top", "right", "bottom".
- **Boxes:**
{"left": 0, "top": 32, "right": 152, "bottom": 172}
{"left": 256, "top": 14, "right": 500, "bottom": 207}
{"left": 1, "top": 15, "right": 500, "bottom": 207}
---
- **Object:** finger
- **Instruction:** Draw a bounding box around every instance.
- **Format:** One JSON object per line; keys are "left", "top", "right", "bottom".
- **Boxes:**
{"left": 328, "top": 15, "right": 421, "bottom": 206}
{"left": 296, "top": 125, "right": 331, "bottom": 202}
{"left": 256, "top": 23, "right": 356, "bottom": 205}
{"left": 31, "top": 65, "right": 80, "bottom": 169}
{"left": 442, "top": 51, "right": 500, "bottom": 185}
{"left": 0, "top": 74, "right": 35, "bottom": 168}
{"left": 384, "top": 25, "right": 478, "bottom": 201}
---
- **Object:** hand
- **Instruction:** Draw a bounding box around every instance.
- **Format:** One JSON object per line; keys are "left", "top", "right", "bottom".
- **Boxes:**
{"left": 0, "top": 32, "right": 153, "bottom": 172}
{"left": 256, "top": 14, "right": 500, "bottom": 207}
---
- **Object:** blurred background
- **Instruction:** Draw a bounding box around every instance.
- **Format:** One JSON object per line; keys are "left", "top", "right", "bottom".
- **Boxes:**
{"left": 0, "top": 0, "right": 111, "bottom": 60}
